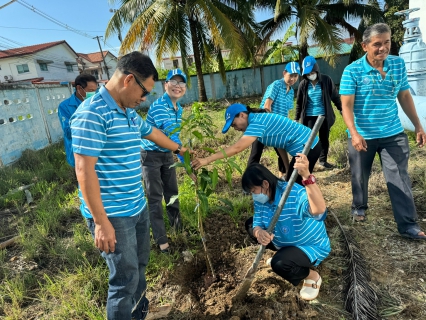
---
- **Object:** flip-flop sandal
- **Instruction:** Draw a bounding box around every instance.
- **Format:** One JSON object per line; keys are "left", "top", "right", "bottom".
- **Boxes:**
{"left": 400, "top": 227, "right": 426, "bottom": 240}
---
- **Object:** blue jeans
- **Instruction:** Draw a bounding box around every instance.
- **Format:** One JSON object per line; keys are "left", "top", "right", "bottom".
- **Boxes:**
{"left": 86, "top": 209, "right": 150, "bottom": 320}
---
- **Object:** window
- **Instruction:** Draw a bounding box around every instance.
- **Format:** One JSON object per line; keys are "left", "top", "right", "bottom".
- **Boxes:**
{"left": 187, "top": 57, "right": 194, "bottom": 66}
{"left": 17, "top": 64, "right": 29, "bottom": 74}
{"left": 91, "top": 69, "right": 99, "bottom": 79}
{"left": 39, "top": 63, "right": 48, "bottom": 71}
{"left": 173, "top": 59, "right": 179, "bottom": 68}
{"left": 0, "top": 65, "right": 2, "bottom": 70}
{"left": 66, "top": 64, "right": 73, "bottom": 72}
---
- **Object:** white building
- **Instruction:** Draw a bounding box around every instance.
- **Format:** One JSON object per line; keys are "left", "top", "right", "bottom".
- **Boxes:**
{"left": 77, "top": 51, "right": 118, "bottom": 81}
{"left": 0, "top": 40, "right": 80, "bottom": 83}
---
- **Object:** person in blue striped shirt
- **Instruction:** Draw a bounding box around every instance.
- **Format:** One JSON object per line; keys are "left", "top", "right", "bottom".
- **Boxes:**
{"left": 340, "top": 23, "right": 426, "bottom": 239}
{"left": 140, "top": 69, "right": 187, "bottom": 253}
{"left": 247, "top": 62, "right": 301, "bottom": 178}
{"left": 295, "top": 56, "right": 342, "bottom": 169}
{"left": 71, "top": 52, "right": 191, "bottom": 320}
{"left": 191, "top": 103, "right": 322, "bottom": 185}
{"left": 243, "top": 158, "right": 330, "bottom": 301}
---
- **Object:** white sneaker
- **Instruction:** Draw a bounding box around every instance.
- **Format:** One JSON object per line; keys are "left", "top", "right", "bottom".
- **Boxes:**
{"left": 300, "top": 276, "right": 322, "bottom": 300}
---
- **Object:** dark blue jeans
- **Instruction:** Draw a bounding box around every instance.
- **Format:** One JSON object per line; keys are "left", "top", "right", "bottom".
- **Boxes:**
{"left": 86, "top": 209, "right": 150, "bottom": 320}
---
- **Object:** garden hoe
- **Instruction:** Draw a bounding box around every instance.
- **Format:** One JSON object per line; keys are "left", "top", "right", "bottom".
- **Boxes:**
{"left": 232, "top": 116, "right": 325, "bottom": 303}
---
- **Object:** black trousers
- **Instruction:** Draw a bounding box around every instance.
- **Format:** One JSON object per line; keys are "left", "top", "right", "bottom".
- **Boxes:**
{"left": 245, "top": 217, "right": 313, "bottom": 286}
{"left": 247, "top": 140, "right": 285, "bottom": 173}
{"left": 303, "top": 116, "right": 330, "bottom": 163}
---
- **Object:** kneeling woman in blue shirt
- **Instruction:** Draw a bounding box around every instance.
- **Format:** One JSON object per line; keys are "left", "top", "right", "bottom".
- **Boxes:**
{"left": 192, "top": 103, "right": 322, "bottom": 185}
{"left": 243, "top": 159, "right": 330, "bottom": 300}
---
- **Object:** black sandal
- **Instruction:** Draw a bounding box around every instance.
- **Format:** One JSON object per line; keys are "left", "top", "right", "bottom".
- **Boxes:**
{"left": 400, "top": 227, "right": 426, "bottom": 240}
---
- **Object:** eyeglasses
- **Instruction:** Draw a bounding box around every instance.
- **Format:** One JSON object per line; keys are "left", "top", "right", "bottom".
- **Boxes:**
{"left": 123, "top": 71, "right": 150, "bottom": 97}
{"left": 166, "top": 79, "right": 186, "bottom": 88}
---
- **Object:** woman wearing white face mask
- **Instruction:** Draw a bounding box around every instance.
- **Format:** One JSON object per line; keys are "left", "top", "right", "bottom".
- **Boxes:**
{"left": 243, "top": 158, "right": 330, "bottom": 301}
{"left": 295, "top": 56, "right": 342, "bottom": 169}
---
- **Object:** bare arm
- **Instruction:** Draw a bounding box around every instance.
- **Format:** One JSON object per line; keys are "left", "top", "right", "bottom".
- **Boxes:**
{"left": 144, "top": 127, "right": 189, "bottom": 155}
{"left": 263, "top": 98, "right": 273, "bottom": 113}
{"left": 341, "top": 94, "right": 367, "bottom": 152}
{"left": 74, "top": 153, "right": 116, "bottom": 253}
{"left": 293, "top": 153, "right": 326, "bottom": 215}
{"left": 398, "top": 89, "right": 426, "bottom": 147}
{"left": 191, "top": 135, "right": 257, "bottom": 170}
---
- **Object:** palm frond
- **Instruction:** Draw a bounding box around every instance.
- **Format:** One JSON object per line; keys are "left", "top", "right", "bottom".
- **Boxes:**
{"left": 330, "top": 210, "right": 379, "bottom": 320}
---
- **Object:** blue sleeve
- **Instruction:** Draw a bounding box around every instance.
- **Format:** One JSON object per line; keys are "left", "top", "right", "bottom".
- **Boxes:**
{"left": 58, "top": 99, "right": 74, "bottom": 139}
{"left": 137, "top": 114, "right": 153, "bottom": 137}
{"left": 296, "top": 187, "right": 327, "bottom": 221}
{"left": 339, "top": 66, "right": 357, "bottom": 95}
{"left": 71, "top": 105, "right": 107, "bottom": 157}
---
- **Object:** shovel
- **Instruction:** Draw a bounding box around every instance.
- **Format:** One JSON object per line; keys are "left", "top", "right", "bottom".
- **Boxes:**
{"left": 232, "top": 116, "right": 325, "bottom": 303}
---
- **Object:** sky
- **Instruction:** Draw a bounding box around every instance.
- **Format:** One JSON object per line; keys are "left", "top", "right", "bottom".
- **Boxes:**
{"left": 0, "top": 0, "right": 277, "bottom": 62}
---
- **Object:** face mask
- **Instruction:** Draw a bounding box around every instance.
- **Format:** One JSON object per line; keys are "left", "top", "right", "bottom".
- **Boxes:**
{"left": 252, "top": 192, "right": 269, "bottom": 204}
{"left": 307, "top": 73, "right": 317, "bottom": 81}
{"left": 85, "top": 91, "right": 96, "bottom": 100}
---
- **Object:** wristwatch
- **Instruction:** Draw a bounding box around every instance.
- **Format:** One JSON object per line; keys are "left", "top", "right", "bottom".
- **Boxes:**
{"left": 301, "top": 174, "right": 316, "bottom": 186}
{"left": 173, "top": 144, "right": 182, "bottom": 154}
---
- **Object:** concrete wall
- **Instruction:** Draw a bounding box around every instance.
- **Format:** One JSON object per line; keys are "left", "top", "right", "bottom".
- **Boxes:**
{"left": 141, "top": 55, "right": 349, "bottom": 108}
{"left": 0, "top": 83, "right": 71, "bottom": 166}
{"left": 0, "top": 55, "right": 349, "bottom": 166}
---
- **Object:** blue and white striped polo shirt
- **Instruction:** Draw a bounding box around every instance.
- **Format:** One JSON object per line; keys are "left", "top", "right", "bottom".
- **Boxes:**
{"left": 243, "top": 113, "right": 318, "bottom": 156}
{"left": 259, "top": 79, "right": 294, "bottom": 117}
{"left": 141, "top": 93, "right": 183, "bottom": 152}
{"left": 306, "top": 82, "right": 325, "bottom": 116}
{"left": 339, "top": 54, "right": 409, "bottom": 139}
{"left": 252, "top": 181, "right": 330, "bottom": 266}
{"left": 71, "top": 86, "right": 153, "bottom": 218}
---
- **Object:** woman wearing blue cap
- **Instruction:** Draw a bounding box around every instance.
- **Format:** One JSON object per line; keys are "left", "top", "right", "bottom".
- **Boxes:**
{"left": 191, "top": 103, "right": 322, "bottom": 185}
{"left": 141, "top": 69, "right": 188, "bottom": 253}
{"left": 247, "top": 62, "right": 301, "bottom": 179}
{"left": 295, "top": 56, "right": 342, "bottom": 169}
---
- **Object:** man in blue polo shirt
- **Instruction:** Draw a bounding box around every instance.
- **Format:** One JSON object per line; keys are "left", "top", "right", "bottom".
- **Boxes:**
{"left": 58, "top": 74, "right": 97, "bottom": 167}
{"left": 247, "top": 62, "right": 301, "bottom": 178}
{"left": 141, "top": 69, "right": 187, "bottom": 253}
{"left": 71, "top": 52, "right": 190, "bottom": 320}
{"left": 340, "top": 23, "right": 426, "bottom": 239}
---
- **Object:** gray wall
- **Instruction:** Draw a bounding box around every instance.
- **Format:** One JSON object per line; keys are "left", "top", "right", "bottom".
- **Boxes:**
{"left": 0, "top": 55, "right": 349, "bottom": 166}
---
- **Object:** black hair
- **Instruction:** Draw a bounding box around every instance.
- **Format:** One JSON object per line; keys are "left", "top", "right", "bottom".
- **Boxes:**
{"left": 116, "top": 51, "right": 158, "bottom": 81}
{"left": 74, "top": 74, "right": 97, "bottom": 89}
{"left": 242, "top": 163, "right": 278, "bottom": 202}
{"left": 235, "top": 105, "right": 267, "bottom": 119}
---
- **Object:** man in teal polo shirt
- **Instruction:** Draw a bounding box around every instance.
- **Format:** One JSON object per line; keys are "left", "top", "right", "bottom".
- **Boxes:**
{"left": 340, "top": 23, "right": 426, "bottom": 239}
{"left": 58, "top": 74, "right": 97, "bottom": 167}
{"left": 71, "top": 52, "right": 191, "bottom": 319}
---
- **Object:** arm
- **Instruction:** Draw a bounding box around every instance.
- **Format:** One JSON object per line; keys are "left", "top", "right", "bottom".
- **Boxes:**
{"left": 143, "top": 127, "right": 188, "bottom": 156}
{"left": 191, "top": 135, "right": 257, "bottom": 170}
{"left": 293, "top": 153, "right": 326, "bottom": 215}
{"left": 58, "top": 102, "right": 73, "bottom": 139}
{"left": 74, "top": 153, "right": 116, "bottom": 253}
{"left": 263, "top": 98, "right": 273, "bottom": 113}
{"left": 397, "top": 89, "right": 426, "bottom": 147}
{"left": 341, "top": 94, "right": 367, "bottom": 152}
{"left": 295, "top": 82, "right": 303, "bottom": 121}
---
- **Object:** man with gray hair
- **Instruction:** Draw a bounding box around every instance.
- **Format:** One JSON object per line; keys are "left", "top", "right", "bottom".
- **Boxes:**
{"left": 339, "top": 23, "right": 426, "bottom": 239}
{"left": 71, "top": 51, "right": 191, "bottom": 319}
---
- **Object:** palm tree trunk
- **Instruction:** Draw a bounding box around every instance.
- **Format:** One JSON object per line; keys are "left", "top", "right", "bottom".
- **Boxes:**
{"left": 189, "top": 18, "right": 208, "bottom": 102}
{"left": 299, "top": 42, "right": 309, "bottom": 66}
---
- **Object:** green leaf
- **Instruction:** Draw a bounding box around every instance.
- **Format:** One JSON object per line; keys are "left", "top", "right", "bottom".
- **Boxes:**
{"left": 192, "top": 130, "right": 203, "bottom": 141}
{"left": 218, "top": 198, "right": 234, "bottom": 211}
{"left": 197, "top": 190, "right": 209, "bottom": 214}
{"left": 167, "top": 194, "right": 179, "bottom": 206}
{"left": 203, "top": 147, "right": 216, "bottom": 154}
{"left": 210, "top": 168, "right": 218, "bottom": 189}
{"left": 169, "top": 162, "right": 186, "bottom": 168}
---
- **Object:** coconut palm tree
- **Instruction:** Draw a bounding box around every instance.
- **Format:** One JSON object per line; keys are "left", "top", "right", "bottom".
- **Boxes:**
{"left": 252, "top": 0, "right": 383, "bottom": 65}
{"left": 106, "top": 0, "right": 258, "bottom": 102}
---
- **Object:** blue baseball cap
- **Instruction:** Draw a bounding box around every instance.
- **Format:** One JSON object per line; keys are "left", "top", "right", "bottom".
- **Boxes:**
{"left": 284, "top": 62, "right": 301, "bottom": 75}
{"left": 222, "top": 103, "right": 248, "bottom": 134}
{"left": 302, "top": 56, "right": 317, "bottom": 75}
{"left": 166, "top": 69, "right": 187, "bottom": 83}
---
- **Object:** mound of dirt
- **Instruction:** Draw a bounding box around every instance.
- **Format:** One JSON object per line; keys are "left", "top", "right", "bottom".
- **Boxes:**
{"left": 148, "top": 213, "right": 321, "bottom": 320}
